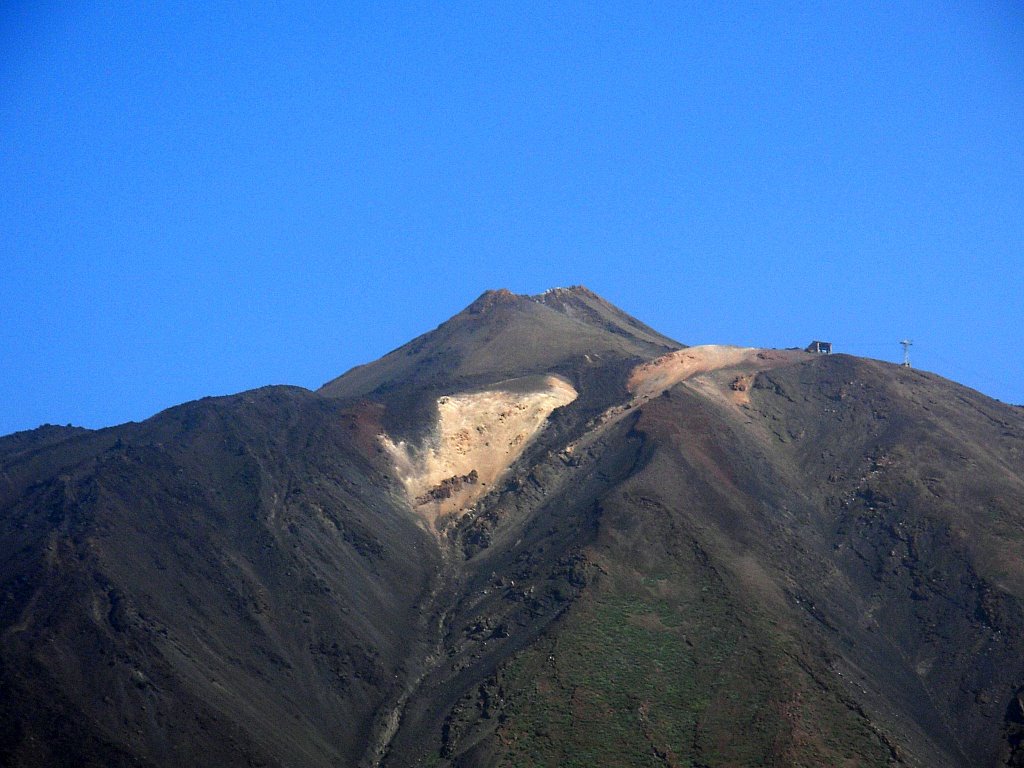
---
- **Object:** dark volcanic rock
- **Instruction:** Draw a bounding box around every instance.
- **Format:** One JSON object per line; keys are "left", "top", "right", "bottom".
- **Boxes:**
{"left": 416, "top": 470, "right": 480, "bottom": 505}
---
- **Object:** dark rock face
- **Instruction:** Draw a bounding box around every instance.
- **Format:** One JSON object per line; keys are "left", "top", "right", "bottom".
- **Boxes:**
{"left": 416, "top": 470, "right": 479, "bottom": 505}
{"left": 2, "top": 288, "right": 1023, "bottom": 768}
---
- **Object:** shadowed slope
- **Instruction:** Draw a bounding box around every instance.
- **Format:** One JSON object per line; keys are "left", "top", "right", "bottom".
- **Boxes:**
{"left": 0, "top": 388, "right": 439, "bottom": 768}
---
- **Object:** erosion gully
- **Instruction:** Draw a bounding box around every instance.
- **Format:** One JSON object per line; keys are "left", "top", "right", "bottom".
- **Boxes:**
{"left": 362, "top": 525, "right": 464, "bottom": 768}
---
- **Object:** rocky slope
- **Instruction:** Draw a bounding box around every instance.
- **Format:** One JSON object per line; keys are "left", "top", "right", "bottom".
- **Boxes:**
{"left": 2, "top": 287, "right": 1023, "bottom": 767}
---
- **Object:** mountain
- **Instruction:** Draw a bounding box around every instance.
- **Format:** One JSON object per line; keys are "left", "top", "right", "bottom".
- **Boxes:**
{"left": 2, "top": 287, "right": 1023, "bottom": 767}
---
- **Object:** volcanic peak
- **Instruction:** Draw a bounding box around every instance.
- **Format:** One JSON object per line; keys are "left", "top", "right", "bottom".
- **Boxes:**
{"left": 462, "top": 285, "right": 600, "bottom": 315}
{"left": 318, "top": 286, "right": 680, "bottom": 402}
{"left": 463, "top": 288, "right": 519, "bottom": 314}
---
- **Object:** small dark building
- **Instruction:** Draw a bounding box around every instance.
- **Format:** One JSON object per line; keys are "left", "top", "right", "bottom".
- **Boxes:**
{"left": 805, "top": 340, "right": 832, "bottom": 354}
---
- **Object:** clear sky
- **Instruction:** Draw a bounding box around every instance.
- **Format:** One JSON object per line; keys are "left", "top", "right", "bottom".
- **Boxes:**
{"left": 2, "top": 2, "right": 1022, "bottom": 436}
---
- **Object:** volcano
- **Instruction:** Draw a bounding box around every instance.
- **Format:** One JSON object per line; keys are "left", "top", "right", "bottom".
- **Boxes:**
{"left": 2, "top": 287, "right": 1023, "bottom": 767}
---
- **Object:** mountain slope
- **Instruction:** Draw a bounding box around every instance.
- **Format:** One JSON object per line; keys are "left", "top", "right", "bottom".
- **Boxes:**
{"left": 374, "top": 349, "right": 1024, "bottom": 768}
{"left": 0, "top": 388, "right": 440, "bottom": 767}
{"left": 2, "top": 288, "right": 1023, "bottom": 768}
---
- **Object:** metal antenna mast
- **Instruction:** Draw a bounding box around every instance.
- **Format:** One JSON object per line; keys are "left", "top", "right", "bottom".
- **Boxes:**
{"left": 899, "top": 339, "right": 913, "bottom": 368}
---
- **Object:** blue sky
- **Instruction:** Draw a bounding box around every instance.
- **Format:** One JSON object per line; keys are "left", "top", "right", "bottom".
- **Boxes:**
{"left": 2, "top": 2, "right": 1022, "bottom": 435}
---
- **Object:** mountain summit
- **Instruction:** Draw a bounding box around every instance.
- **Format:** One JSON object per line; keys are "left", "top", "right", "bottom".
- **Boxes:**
{"left": 2, "top": 289, "right": 1023, "bottom": 768}
{"left": 319, "top": 286, "right": 680, "bottom": 401}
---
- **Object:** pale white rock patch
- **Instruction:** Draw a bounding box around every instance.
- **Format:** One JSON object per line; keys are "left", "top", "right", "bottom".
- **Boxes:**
{"left": 381, "top": 375, "right": 578, "bottom": 525}
{"left": 628, "top": 345, "right": 761, "bottom": 400}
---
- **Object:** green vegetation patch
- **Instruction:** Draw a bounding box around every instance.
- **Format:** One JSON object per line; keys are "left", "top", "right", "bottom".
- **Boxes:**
{"left": 493, "top": 562, "right": 895, "bottom": 767}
